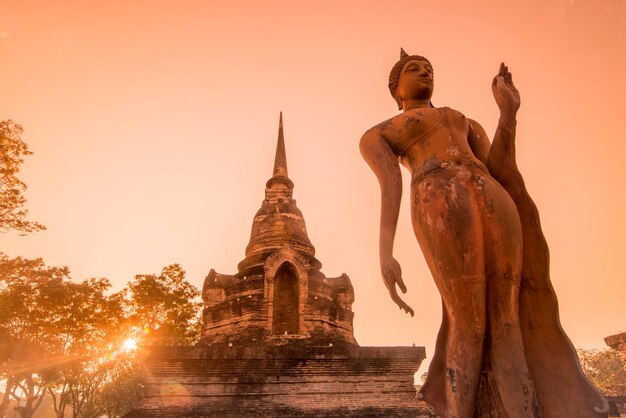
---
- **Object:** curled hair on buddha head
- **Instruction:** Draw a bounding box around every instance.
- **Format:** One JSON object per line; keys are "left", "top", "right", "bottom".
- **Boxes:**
{"left": 389, "top": 48, "right": 434, "bottom": 110}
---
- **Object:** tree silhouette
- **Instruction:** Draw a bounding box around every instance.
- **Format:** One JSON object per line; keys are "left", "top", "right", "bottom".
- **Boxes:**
{"left": 0, "top": 120, "right": 45, "bottom": 234}
{"left": 125, "top": 264, "right": 201, "bottom": 346}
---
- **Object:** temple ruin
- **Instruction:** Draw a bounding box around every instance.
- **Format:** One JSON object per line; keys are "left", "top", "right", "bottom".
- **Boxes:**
{"left": 127, "top": 115, "right": 430, "bottom": 417}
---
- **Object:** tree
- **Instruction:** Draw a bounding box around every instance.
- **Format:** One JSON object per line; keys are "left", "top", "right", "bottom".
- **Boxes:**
{"left": 0, "top": 254, "right": 126, "bottom": 418}
{"left": 578, "top": 348, "right": 626, "bottom": 395}
{"left": 0, "top": 120, "right": 45, "bottom": 234}
{"left": 1, "top": 258, "right": 199, "bottom": 417}
{"left": 98, "top": 356, "right": 145, "bottom": 418}
{"left": 54, "top": 356, "right": 144, "bottom": 418}
{"left": 126, "top": 264, "right": 201, "bottom": 346}
{"left": 0, "top": 254, "right": 72, "bottom": 418}
{"left": 45, "top": 278, "right": 127, "bottom": 418}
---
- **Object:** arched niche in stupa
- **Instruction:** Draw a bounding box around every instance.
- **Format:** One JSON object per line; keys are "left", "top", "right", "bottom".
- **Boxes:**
{"left": 264, "top": 247, "right": 309, "bottom": 335}
{"left": 272, "top": 262, "right": 299, "bottom": 334}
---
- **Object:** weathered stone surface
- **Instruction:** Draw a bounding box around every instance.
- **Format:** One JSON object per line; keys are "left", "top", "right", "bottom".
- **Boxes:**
{"left": 605, "top": 332, "right": 626, "bottom": 358}
{"left": 126, "top": 345, "right": 430, "bottom": 417}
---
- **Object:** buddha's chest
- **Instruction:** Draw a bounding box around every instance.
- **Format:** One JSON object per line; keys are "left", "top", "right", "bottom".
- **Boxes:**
{"left": 388, "top": 107, "right": 469, "bottom": 155}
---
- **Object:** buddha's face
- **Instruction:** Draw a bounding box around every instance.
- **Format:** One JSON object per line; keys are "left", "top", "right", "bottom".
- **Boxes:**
{"left": 395, "top": 59, "right": 434, "bottom": 107}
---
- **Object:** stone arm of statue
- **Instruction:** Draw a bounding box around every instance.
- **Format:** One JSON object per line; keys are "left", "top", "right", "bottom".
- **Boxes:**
{"left": 360, "top": 129, "right": 414, "bottom": 316}
{"left": 465, "top": 63, "right": 521, "bottom": 175}
{"left": 486, "top": 63, "right": 522, "bottom": 183}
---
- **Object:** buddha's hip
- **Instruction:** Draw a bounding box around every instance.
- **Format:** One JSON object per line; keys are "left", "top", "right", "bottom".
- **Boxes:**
{"left": 410, "top": 161, "right": 520, "bottom": 232}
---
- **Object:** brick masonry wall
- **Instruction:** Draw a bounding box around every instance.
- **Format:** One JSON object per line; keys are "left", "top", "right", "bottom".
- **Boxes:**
{"left": 127, "top": 345, "right": 431, "bottom": 417}
{"left": 199, "top": 270, "right": 356, "bottom": 346}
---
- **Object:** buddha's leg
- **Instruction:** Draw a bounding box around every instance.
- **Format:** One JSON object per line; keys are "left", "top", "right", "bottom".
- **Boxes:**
{"left": 412, "top": 174, "right": 486, "bottom": 418}
{"left": 480, "top": 179, "right": 538, "bottom": 417}
{"left": 418, "top": 298, "right": 448, "bottom": 407}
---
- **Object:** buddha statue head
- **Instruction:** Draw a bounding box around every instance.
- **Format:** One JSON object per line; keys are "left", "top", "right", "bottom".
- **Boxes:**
{"left": 388, "top": 48, "right": 434, "bottom": 110}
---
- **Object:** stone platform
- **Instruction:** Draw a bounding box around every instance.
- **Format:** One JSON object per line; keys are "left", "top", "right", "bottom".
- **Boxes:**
{"left": 126, "top": 344, "right": 432, "bottom": 417}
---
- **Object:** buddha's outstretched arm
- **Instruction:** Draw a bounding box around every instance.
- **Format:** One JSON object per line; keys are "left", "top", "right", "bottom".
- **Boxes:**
{"left": 360, "top": 129, "right": 414, "bottom": 316}
{"left": 487, "top": 63, "right": 521, "bottom": 183}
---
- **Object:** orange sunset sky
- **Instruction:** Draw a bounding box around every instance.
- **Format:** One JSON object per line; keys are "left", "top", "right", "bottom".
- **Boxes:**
{"left": 1, "top": 0, "right": 625, "bottom": 375}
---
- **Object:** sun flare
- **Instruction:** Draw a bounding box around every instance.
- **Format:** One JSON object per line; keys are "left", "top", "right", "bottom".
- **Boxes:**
{"left": 123, "top": 338, "right": 138, "bottom": 351}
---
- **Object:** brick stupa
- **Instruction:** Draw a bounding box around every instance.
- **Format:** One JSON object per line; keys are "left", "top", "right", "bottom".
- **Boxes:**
{"left": 199, "top": 113, "right": 357, "bottom": 348}
{"left": 128, "top": 115, "right": 429, "bottom": 417}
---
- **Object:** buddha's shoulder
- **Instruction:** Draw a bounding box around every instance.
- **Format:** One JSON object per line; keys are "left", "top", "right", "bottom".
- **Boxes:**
{"left": 362, "top": 112, "right": 414, "bottom": 137}
{"left": 361, "top": 106, "right": 468, "bottom": 143}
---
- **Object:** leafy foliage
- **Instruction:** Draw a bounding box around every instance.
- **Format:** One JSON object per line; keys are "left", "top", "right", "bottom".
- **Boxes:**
{"left": 0, "top": 254, "right": 127, "bottom": 418}
{"left": 99, "top": 356, "right": 146, "bottom": 418}
{"left": 126, "top": 264, "right": 201, "bottom": 346}
{"left": 578, "top": 347, "right": 626, "bottom": 395}
{"left": 47, "top": 355, "right": 145, "bottom": 418}
{"left": 0, "top": 120, "right": 45, "bottom": 234}
{"left": 0, "top": 254, "right": 74, "bottom": 417}
{"left": 0, "top": 256, "right": 201, "bottom": 417}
